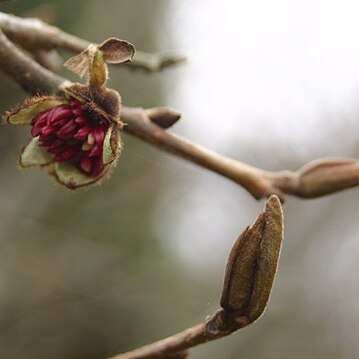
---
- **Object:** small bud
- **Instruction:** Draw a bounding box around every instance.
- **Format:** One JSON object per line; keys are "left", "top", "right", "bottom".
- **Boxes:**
{"left": 220, "top": 195, "right": 284, "bottom": 324}
{"left": 297, "top": 158, "right": 359, "bottom": 198}
{"left": 220, "top": 215, "right": 264, "bottom": 313}
{"left": 146, "top": 107, "right": 182, "bottom": 129}
{"left": 247, "top": 195, "right": 284, "bottom": 322}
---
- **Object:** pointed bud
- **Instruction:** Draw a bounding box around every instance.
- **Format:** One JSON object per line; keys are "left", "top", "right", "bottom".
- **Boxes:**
{"left": 297, "top": 158, "right": 359, "bottom": 198}
{"left": 247, "top": 195, "right": 284, "bottom": 322}
{"left": 220, "top": 195, "right": 284, "bottom": 325}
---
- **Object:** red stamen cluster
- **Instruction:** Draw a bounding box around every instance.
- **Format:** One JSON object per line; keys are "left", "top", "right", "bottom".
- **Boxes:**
{"left": 31, "top": 100, "right": 108, "bottom": 177}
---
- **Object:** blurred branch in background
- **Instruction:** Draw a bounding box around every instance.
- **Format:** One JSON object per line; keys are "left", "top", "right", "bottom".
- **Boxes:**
{"left": 0, "top": 12, "right": 358, "bottom": 200}
{"left": 0, "top": 12, "right": 187, "bottom": 72}
{"left": 109, "top": 196, "right": 283, "bottom": 359}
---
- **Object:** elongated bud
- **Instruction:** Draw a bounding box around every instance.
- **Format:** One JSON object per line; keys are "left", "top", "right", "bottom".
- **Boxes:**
{"left": 220, "top": 195, "right": 284, "bottom": 324}
{"left": 247, "top": 195, "right": 283, "bottom": 321}
{"left": 220, "top": 215, "right": 264, "bottom": 313}
{"left": 297, "top": 158, "right": 359, "bottom": 198}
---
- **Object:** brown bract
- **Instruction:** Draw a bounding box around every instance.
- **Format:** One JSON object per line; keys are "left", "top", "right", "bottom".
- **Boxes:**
{"left": 64, "top": 83, "right": 122, "bottom": 126}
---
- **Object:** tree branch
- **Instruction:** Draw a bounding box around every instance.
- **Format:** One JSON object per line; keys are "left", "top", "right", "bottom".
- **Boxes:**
{"left": 121, "top": 106, "right": 273, "bottom": 198}
{"left": 0, "top": 27, "right": 67, "bottom": 93}
{"left": 0, "top": 12, "right": 187, "bottom": 72}
{"left": 108, "top": 315, "right": 231, "bottom": 359}
{"left": 107, "top": 195, "right": 284, "bottom": 359}
{"left": 123, "top": 107, "right": 359, "bottom": 199}
{"left": 0, "top": 20, "right": 358, "bottom": 200}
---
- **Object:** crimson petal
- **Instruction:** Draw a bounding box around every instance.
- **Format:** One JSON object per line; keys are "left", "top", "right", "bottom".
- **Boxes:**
{"left": 90, "top": 156, "right": 104, "bottom": 177}
{"left": 73, "top": 123, "right": 92, "bottom": 140}
{"left": 53, "top": 146, "right": 81, "bottom": 162}
{"left": 56, "top": 119, "right": 79, "bottom": 139}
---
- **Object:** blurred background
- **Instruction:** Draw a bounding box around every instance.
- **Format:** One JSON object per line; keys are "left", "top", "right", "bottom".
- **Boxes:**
{"left": 0, "top": 0, "right": 358, "bottom": 358}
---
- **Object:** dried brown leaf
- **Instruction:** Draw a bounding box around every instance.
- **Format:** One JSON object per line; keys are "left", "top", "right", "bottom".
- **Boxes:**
{"left": 99, "top": 37, "right": 135, "bottom": 64}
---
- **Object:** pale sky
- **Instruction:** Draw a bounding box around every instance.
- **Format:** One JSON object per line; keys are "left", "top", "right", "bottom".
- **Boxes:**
{"left": 155, "top": 0, "right": 359, "bottom": 273}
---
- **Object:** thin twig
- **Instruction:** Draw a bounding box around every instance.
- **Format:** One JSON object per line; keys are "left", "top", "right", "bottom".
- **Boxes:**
{"left": 118, "top": 108, "right": 359, "bottom": 200}
{"left": 108, "top": 311, "right": 233, "bottom": 359}
{"left": 0, "top": 27, "right": 67, "bottom": 93}
{"left": 108, "top": 195, "right": 284, "bottom": 359}
{"left": 121, "top": 106, "right": 274, "bottom": 198}
{"left": 128, "top": 51, "right": 187, "bottom": 72}
{"left": 0, "top": 21, "right": 358, "bottom": 200}
{"left": 0, "top": 12, "right": 187, "bottom": 72}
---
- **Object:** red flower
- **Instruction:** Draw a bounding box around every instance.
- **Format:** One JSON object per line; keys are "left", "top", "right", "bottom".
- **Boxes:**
{"left": 3, "top": 94, "right": 121, "bottom": 188}
{"left": 2, "top": 37, "right": 135, "bottom": 188}
{"left": 31, "top": 99, "right": 108, "bottom": 177}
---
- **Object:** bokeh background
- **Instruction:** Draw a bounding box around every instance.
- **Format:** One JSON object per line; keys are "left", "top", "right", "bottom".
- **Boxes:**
{"left": 0, "top": 1, "right": 358, "bottom": 358}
